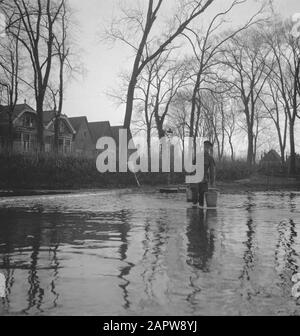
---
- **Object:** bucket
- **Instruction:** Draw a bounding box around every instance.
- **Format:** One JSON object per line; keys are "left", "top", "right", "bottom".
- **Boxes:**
{"left": 205, "top": 189, "right": 218, "bottom": 208}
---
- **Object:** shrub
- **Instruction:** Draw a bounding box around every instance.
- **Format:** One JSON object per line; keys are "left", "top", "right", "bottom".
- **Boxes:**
{"left": 216, "top": 158, "right": 254, "bottom": 181}
{"left": 0, "top": 153, "right": 259, "bottom": 190}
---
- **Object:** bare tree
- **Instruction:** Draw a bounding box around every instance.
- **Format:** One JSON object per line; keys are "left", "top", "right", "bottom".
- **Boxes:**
{"left": 201, "top": 91, "right": 227, "bottom": 161}
{"left": 50, "top": 0, "right": 71, "bottom": 154}
{"left": 132, "top": 60, "right": 157, "bottom": 161}
{"left": 224, "top": 105, "right": 237, "bottom": 162}
{"left": 6, "top": 0, "right": 65, "bottom": 152}
{"left": 105, "top": 0, "right": 217, "bottom": 130}
{"left": 220, "top": 27, "right": 273, "bottom": 166}
{"left": 182, "top": 0, "right": 265, "bottom": 140}
{"left": 151, "top": 58, "right": 188, "bottom": 139}
{"left": 263, "top": 19, "right": 300, "bottom": 175}
{"left": 260, "top": 78, "right": 288, "bottom": 166}
{"left": 0, "top": 16, "right": 22, "bottom": 152}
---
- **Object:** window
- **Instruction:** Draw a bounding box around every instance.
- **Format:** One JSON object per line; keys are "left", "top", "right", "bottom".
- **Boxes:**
{"left": 45, "top": 136, "right": 52, "bottom": 145}
{"left": 15, "top": 132, "right": 22, "bottom": 141}
{"left": 23, "top": 114, "right": 34, "bottom": 128}
{"left": 65, "top": 139, "right": 71, "bottom": 153}
{"left": 57, "top": 139, "right": 62, "bottom": 154}
{"left": 23, "top": 133, "right": 30, "bottom": 152}
{"left": 59, "top": 122, "right": 65, "bottom": 133}
{"left": 45, "top": 144, "right": 51, "bottom": 153}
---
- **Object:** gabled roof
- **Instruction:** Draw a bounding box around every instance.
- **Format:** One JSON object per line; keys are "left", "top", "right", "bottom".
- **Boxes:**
{"left": 43, "top": 110, "right": 56, "bottom": 125}
{"left": 69, "top": 116, "right": 89, "bottom": 133}
{"left": 0, "top": 104, "right": 36, "bottom": 123}
{"left": 44, "top": 110, "right": 76, "bottom": 134}
{"left": 88, "top": 121, "right": 112, "bottom": 143}
{"left": 111, "top": 126, "right": 133, "bottom": 146}
{"left": 261, "top": 150, "right": 281, "bottom": 163}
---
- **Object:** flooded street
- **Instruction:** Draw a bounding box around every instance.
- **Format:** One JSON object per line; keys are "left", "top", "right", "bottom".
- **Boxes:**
{"left": 0, "top": 190, "right": 299, "bottom": 316}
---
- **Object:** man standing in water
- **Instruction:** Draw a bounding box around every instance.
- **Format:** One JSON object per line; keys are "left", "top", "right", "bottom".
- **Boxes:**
{"left": 192, "top": 141, "right": 216, "bottom": 208}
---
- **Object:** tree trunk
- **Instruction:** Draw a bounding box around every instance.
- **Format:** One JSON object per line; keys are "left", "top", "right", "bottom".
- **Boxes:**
{"left": 289, "top": 121, "right": 296, "bottom": 176}
{"left": 54, "top": 114, "right": 59, "bottom": 154}
{"left": 147, "top": 127, "right": 151, "bottom": 169}
{"left": 229, "top": 136, "right": 234, "bottom": 162}
{"left": 124, "top": 77, "right": 137, "bottom": 130}
{"left": 247, "top": 129, "right": 254, "bottom": 167}
{"left": 7, "top": 113, "right": 13, "bottom": 154}
{"left": 36, "top": 100, "right": 44, "bottom": 152}
{"left": 156, "top": 120, "right": 165, "bottom": 139}
{"left": 190, "top": 74, "right": 201, "bottom": 138}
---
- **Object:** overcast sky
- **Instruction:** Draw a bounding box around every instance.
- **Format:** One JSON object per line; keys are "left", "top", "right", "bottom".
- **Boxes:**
{"left": 62, "top": 0, "right": 300, "bottom": 127}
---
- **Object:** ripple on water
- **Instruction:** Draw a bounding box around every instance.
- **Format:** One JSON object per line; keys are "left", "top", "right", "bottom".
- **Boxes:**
{"left": 0, "top": 190, "right": 299, "bottom": 316}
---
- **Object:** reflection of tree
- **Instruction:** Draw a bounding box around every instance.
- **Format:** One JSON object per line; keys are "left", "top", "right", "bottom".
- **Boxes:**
{"left": 117, "top": 209, "right": 133, "bottom": 310}
{"left": 274, "top": 193, "right": 298, "bottom": 293}
{"left": 239, "top": 195, "right": 257, "bottom": 300}
{"left": 239, "top": 219, "right": 256, "bottom": 282}
{"left": 275, "top": 219, "right": 298, "bottom": 290}
{"left": 50, "top": 244, "right": 60, "bottom": 308}
{"left": 0, "top": 210, "right": 64, "bottom": 313}
{"left": 0, "top": 207, "right": 137, "bottom": 314}
{"left": 23, "top": 219, "right": 44, "bottom": 314}
{"left": 288, "top": 193, "right": 297, "bottom": 213}
{"left": 48, "top": 216, "right": 61, "bottom": 309}
{"left": 0, "top": 213, "right": 15, "bottom": 308}
{"left": 140, "top": 217, "right": 157, "bottom": 299}
{"left": 139, "top": 210, "right": 168, "bottom": 302}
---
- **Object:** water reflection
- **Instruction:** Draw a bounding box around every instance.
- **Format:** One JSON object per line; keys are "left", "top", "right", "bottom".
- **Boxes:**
{"left": 185, "top": 209, "right": 216, "bottom": 312}
{"left": 0, "top": 191, "right": 299, "bottom": 315}
{"left": 275, "top": 219, "right": 298, "bottom": 295}
{"left": 117, "top": 209, "right": 133, "bottom": 310}
{"left": 186, "top": 209, "right": 215, "bottom": 272}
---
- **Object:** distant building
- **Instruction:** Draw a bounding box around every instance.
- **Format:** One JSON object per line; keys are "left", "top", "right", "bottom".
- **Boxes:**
{"left": 43, "top": 110, "right": 76, "bottom": 154}
{"left": 0, "top": 104, "right": 38, "bottom": 152}
{"left": 0, "top": 104, "right": 75, "bottom": 154}
{"left": 260, "top": 150, "right": 282, "bottom": 172}
{"left": 0, "top": 103, "right": 134, "bottom": 159}
{"left": 111, "top": 126, "right": 133, "bottom": 147}
{"left": 286, "top": 154, "right": 300, "bottom": 171}
{"left": 260, "top": 150, "right": 282, "bottom": 164}
{"left": 88, "top": 121, "right": 113, "bottom": 147}
{"left": 69, "top": 117, "right": 94, "bottom": 157}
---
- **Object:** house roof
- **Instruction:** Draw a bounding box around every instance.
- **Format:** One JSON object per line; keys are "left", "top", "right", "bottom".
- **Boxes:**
{"left": 0, "top": 104, "right": 36, "bottom": 123}
{"left": 69, "top": 116, "right": 89, "bottom": 133}
{"left": 111, "top": 126, "right": 133, "bottom": 146}
{"left": 43, "top": 110, "right": 56, "bottom": 125}
{"left": 261, "top": 150, "right": 281, "bottom": 163}
{"left": 43, "top": 110, "right": 76, "bottom": 134}
{"left": 88, "top": 121, "right": 112, "bottom": 143}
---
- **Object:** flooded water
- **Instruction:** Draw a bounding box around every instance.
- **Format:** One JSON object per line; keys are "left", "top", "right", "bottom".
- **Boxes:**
{"left": 0, "top": 189, "right": 300, "bottom": 316}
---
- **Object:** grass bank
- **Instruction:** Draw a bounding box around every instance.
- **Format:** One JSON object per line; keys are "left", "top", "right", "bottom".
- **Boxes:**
{"left": 0, "top": 153, "right": 298, "bottom": 191}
